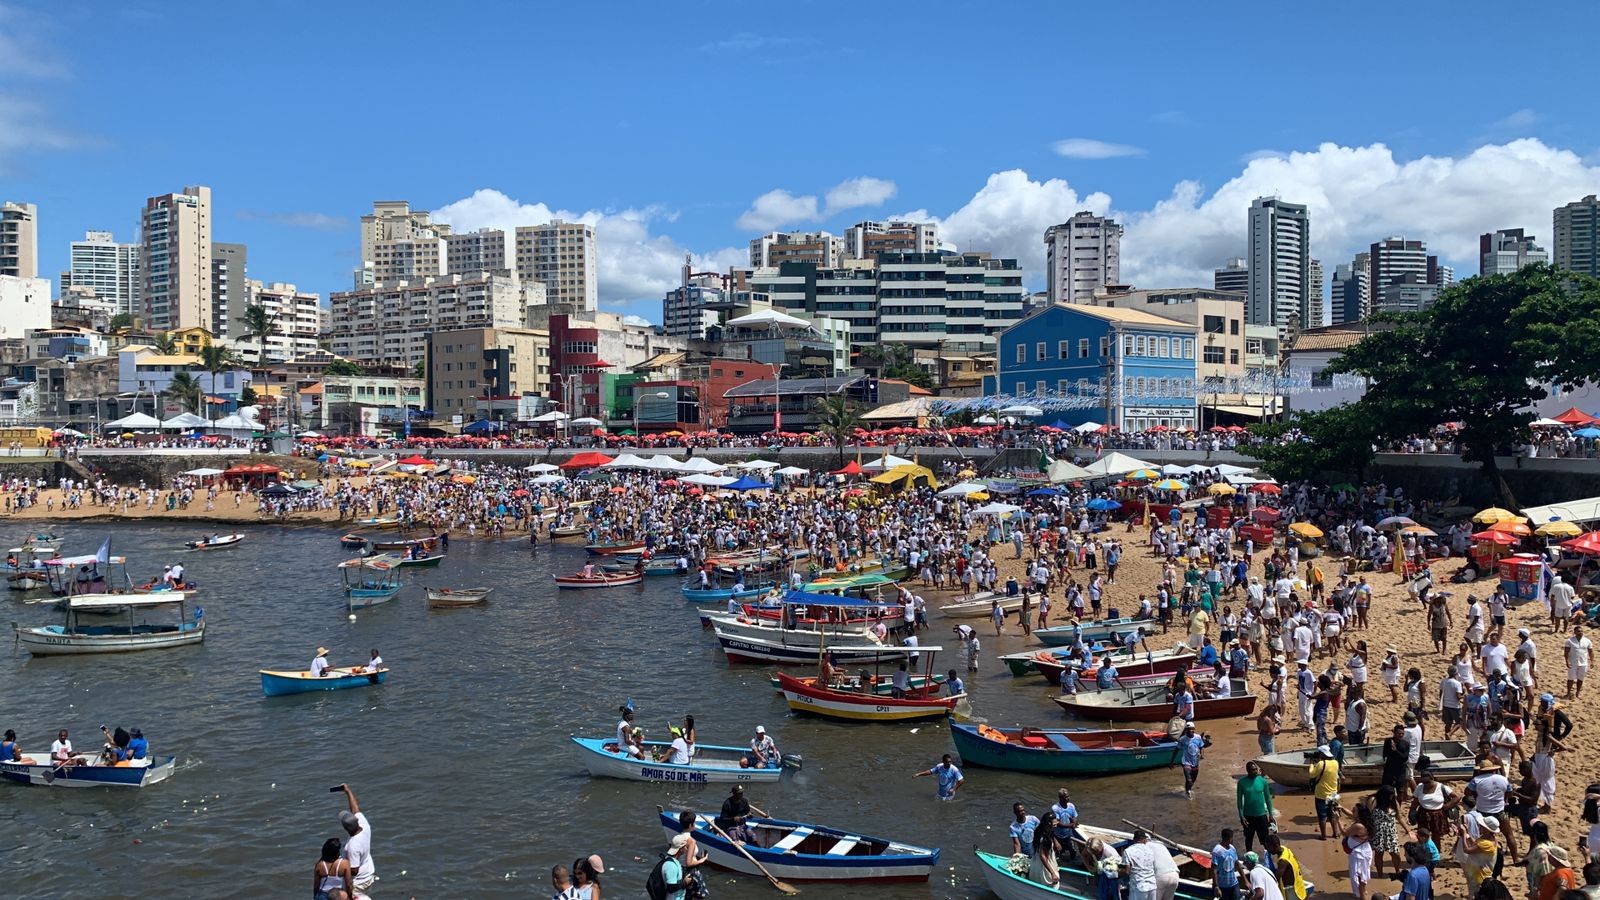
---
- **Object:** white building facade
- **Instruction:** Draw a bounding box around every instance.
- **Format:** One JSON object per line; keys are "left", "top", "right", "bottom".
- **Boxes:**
{"left": 1043, "top": 212, "right": 1122, "bottom": 304}
{"left": 65, "top": 231, "right": 143, "bottom": 317}
{"left": 1246, "top": 197, "right": 1311, "bottom": 332}
{"left": 328, "top": 273, "right": 525, "bottom": 369}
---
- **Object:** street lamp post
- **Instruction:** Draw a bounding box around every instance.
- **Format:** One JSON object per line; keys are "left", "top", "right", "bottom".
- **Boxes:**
{"left": 634, "top": 390, "right": 670, "bottom": 437}
{"left": 768, "top": 362, "right": 782, "bottom": 434}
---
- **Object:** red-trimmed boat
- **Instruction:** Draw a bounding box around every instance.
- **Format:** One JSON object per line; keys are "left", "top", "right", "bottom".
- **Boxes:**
{"left": 584, "top": 541, "right": 645, "bottom": 556}
{"left": 776, "top": 668, "right": 964, "bottom": 722}
{"left": 553, "top": 571, "right": 643, "bottom": 589}
{"left": 1053, "top": 677, "right": 1257, "bottom": 722}
{"left": 1030, "top": 647, "right": 1199, "bottom": 684}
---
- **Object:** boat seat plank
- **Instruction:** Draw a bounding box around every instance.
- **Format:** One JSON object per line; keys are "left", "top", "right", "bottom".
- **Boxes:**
{"left": 1046, "top": 733, "right": 1079, "bottom": 751}
{"left": 826, "top": 836, "right": 861, "bottom": 856}
{"left": 773, "top": 826, "right": 813, "bottom": 852}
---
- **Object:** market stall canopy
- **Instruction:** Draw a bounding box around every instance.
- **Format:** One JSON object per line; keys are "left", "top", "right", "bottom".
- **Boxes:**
{"left": 725, "top": 308, "right": 811, "bottom": 328}
{"left": 1046, "top": 460, "right": 1094, "bottom": 483}
{"left": 1530, "top": 417, "right": 1569, "bottom": 428}
{"left": 1208, "top": 464, "right": 1257, "bottom": 477}
{"left": 1561, "top": 531, "right": 1600, "bottom": 555}
{"left": 937, "top": 481, "right": 988, "bottom": 497}
{"left": 530, "top": 473, "right": 567, "bottom": 485}
{"left": 682, "top": 473, "right": 738, "bottom": 487}
{"left": 868, "top": 464, "right": 938, "bottom": 490}
{"left": 997, "top": 405, "right": 1044, "bottom": 417}
{"left": 638, "top": 455, "right": 684, "bottom": 471}
{"left": 971, "top": 501, "right": 1023, "bottom": 517}
{"left": 735, "top": 459, "right": 780, "bottom": 470}
{"left": 775, "top": 466, "right": 811, "bottom": 476}
{"left": 1521, "top": 497, "right": 1600, "bottom": 526}
{"left": 676, "top": 457, "right": 726, "bottom": 474}
{"left": 524, "top": 463, "right": 561, "bottom": 473}
{"left": 570, "top": 417, "right": 603, "bottom": 427}
{"left": 1552, "top": 407, "right": 1600, "bottom": 426}
{"left": 1073, "top": 421, "right": 1106, "bottom": 433}
{"left": 181, "top": 467, "right": 225, "bottom": 477}
{"left": 1080, "top": 452, "right": 1153, "bottom": 477}
{"left": 529, "top": 410, "right": 569, "bottom": 422}
{"left": 600, "top": 453, "right": 649, "bottom": 469}
{"left": 830, "top": 460, "right": 864, "bottom": 476}
{"left": 861, "top": 454, "right": 914, "bottom": 470}
{"left": 559, "top": 451, "right": 613, "bottom": 470}
{"left": 102, "top": 412, "right": 161, "bottom": 430}
{"left": 724, "top": 475, "right": 773, "bottom": 491}
{"left": 162, "top": 413, "right": 209, "bottom": 429}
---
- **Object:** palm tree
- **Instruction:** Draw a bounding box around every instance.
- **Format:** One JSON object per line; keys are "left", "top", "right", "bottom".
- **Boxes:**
{"left": 197, "top": 344, "right": 242, "bottom": 420}
{"left": 150, "top": 333, "right": 179, "bottom": 355}
{"left": 236, "top": 303, "right": 281, "bottom": 364}
{"left": 163, "top": 371, "right": 203, "bottom": 415}
{"left": 813, "top": 395, "right": 864, "bottom": 464}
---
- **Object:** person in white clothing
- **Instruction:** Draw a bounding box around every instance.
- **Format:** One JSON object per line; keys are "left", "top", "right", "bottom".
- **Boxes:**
{"left": 1245, "top": 851, "right": 1285, "bottom": 900}
{"left": 335, "top": 783, "right": 377, "bottom": 893}
{"left": 310, "top": 647, "right": 332, "bottom": 677}
{"left": 1120, "top": 830, "right": 1161, "bottom": 900}
{"left": 1565, "top": 625, "right": 1593, "bottom": 698}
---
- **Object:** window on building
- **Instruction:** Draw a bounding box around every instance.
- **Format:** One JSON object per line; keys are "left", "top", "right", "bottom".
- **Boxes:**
{"left": 1245, "top": 338, "right": 1264, "bottom": 355}
{"left": 1016, "top": 380, "right": 1027, "bottom": 394}
{"left": 1230, "top": 349, "right": 1240, "bottom": 365}
{"left": 1058, "top": 379, "right": 1069, "bottom": 394}
{"left": 1058, "top": 340, "right": 1070, "bottom": 359}
{"left": 1203, "top": 315, "right": 1224, "bottom": 334}
{"left": 1076, "top": 378, "right": 1090, "bottom": 394}
{"left": 1158, "top": 337, "right": 1170, "bottom": 357}
{"left": 1016, "top": 344, "right": 1026, "bottom": 364}
{"left": 1230, "top": 319, "right": 1240, "bottom": 335}
{"left": 1184, "top": 339, "right": 1194, "bottom": 359}
{"left": 1134, "top": 336, "right": 1147, "bottom": 356}
{"left": 1078, "top": 338, "right": 1089, "bottom": 358}
{"left": 1036, "top": 342, "right": 1047, "bottom": 361}
{"left": 1099, "top": 336, "right": 1110, "bottom": 357}
{"left": 1203, "top": 345, "right": 1225, "bottom": 364}
{"left": 1122, "top": 335, "right": 1134, "bottom": 356}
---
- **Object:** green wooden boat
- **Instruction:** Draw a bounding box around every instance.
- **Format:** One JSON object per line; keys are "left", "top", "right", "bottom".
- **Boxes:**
{"left": 396, "top": 553, "right": 444, "bottom": 568}
{"left": 950, "top": 723, "right": 1181, "bottom": 775}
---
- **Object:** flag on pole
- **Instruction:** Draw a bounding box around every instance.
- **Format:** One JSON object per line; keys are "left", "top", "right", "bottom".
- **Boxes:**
{"left": 95, "top": 535, "right": 111, "bottom": 565}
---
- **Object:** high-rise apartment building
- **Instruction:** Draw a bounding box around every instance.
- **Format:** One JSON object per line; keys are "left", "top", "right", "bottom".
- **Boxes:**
{"left": 141, "top": 185, "right": 213, "bottom": 331}
{"left": 426, "top": 326, "right": 551, "bottom": 416}
{"left": 1307, "top": 258, "right": 1326, "bottom": 328}
{"left": 513, "top": 221, "right": 597, "bottom": 310}
{"left": 1553, "top": 195, "right": 1600, "bottom": 278}
{"left": 239, "top": 280, "right": 322, "bottom": 363}
{"left": 1480, "top": 228, "right": 1547, "bottom": 275}
{"left": 372, "top": 235, "right": 446, "bottom": 283}
{"left": 1043, "top": 212, "right": 1122, "bottom": 304}
{"left": 445, "top": 229, "right": 513, "bottom": 275}
{"left": 360, "top": 201, "right": 448, "bottom": 272}
{"left": 1, "top": 202, "right": 39, "bottom": 278}
{"left": 64, "top": 231, "right": 142, "bottom": 317}
{"left": 1213, "top": 258, "right": 1248, "bottom": 295}
{"left": 210, "top": 242, "right": 247, "bottom": 338}
{"left": 327, "top": 272, "right": 526, "bottom": 369}
{"left": 748, "top": 231, "right": 843, "bottom": 269}
{"left": 1367, "top": 236, "right": 1426, "bottom": 291}
{"left": 1246, "top": 197, "right": 1311, "bottom": 331}
{"left": 844, "top": 220, "right": 938, "bottom": 261}
{"left": 1330, "top": 261, "right": 1371, "bottom": 325}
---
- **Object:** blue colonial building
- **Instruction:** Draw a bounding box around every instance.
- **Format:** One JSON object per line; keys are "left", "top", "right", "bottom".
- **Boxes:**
{"left": 988, "top": 303, "right": 1199, "bottom": 431}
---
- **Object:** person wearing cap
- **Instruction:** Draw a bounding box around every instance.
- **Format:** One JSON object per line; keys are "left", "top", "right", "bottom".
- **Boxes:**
{"left": 1379, "top": 647, "right": 1402, "bottom": 703}
{"left": 1244, "top": 849, "right": 1283, "bottom": 900}
{"left": 311, "top": 646, "right": 332, "bottom": 678}
{"left": 657, "top": 833, "right": 692, "bottom": 900}
{"left": 1308, "top": 744, "right": 1342, "bottom": 839}
{"left": 744, "top": 725, "right": 779, "bottom": 769}
{"left": 1470, "top": 755, "right": 1520, "bottom": 861}
{"left": 716, "top": 784, "right": 766, "bottom": 843}
{"left": 333, "top": 784, "right": 375, "bottom": 894}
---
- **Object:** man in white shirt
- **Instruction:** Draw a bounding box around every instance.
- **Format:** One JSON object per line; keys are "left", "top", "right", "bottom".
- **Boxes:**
{"left": 1121, "top": 830, "right": 1161, "bottom": 900}
{"left": 310, "top": 647, "right": 331, "bottom": 677}
{"left": 666, "top": 730, "right": 692, "bottom": 765}
{"left": 336, "top": 783, "right": 377, "bottom": 892}
{"left": 50, "top": 728, "right": 82, "bottom": 766}
{"left": 1246, "top": 851, "right": 1285, "bottom": 900}
{"left": 1439, "top": 671, "right": 1463, "bottom": 738}
{"left": 1488, "top": 716, "right": 1520, "bottom": 769}
{"left": 1550, "top": 577, "right": 1577, "bottom": 632}
{"left": 747, "top": 726, "right": 779, "bottom": 769}
{"left": 1517, "top": 628, "right": 1539, "bottom": 688}
{"left": 1565, "top": 625, "right": 1593, "bottom": 698}
{"left": 1479, "top": 633, "right": 1510, "bottom": 679}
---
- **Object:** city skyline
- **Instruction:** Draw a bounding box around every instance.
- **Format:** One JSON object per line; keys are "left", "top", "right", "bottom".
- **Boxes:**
{"left": 4, "top": 2, "right": 1600, "bottom": 322}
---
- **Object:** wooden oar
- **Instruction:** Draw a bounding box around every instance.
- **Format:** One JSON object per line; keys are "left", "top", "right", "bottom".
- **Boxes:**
{"left": 1119, "top": 817, "right": 1207, "bottom": 866}
{"left": 707, "top": 818, "right": 799, "bottom": 895}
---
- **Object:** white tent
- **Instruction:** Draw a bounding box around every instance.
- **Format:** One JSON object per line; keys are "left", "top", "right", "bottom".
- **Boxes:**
{"left": 530, "top": 473, "right": 567, "bottom": 485}
{"left": 971, "top": 502, "right": 1023, "bottom": 517}
{"left": 683, "top": 473, "right": 738, "bottom": 487}
{"left": 1046, "top": 460, "right": 1095, "bottom": 483}
{"left": 103, "top": 412, "right": 162, "bottom": 430}
{"left": 53, "top": 427, "right": 87, "bottom": 438}
{"left": 725, "top": 308, "right": 811, "bottom": 328}
{"left": 1160, "top": 464, "right": 1194, "bottom": 476}
{"left": 638, "top": 455, "right": 684, "bottom": 471}
{"left": 1209, "top": 464, "right": 1257, "bottom": 476}
{"left": 937, "top": 481, "right": 989, "bottom": 497}
{"left": 524, "top": 463, "right": 561, "bottom": 473}
{"left": 571, "top": 416, "right": 603, "bottom": 426}
{"left": 775, "top": 465, "right": 810, "bottom": 476}
{"left": 162, "top": 413, "right": 209, "bottom": 429}
{"left": 181, "top": 467, "right": 226, "bottom": 477}
{"left": 975, "top": 415, "right": 998, "bottom": 425}
{"left": 736, "top": 459, "right": 780, "bottom": 470}
{"left": 1073, "top": 421, "right": 1106, "bottom": 433}
{"left": 1531, "top": 418, "right": 1569, "bottom": 428}
{"left": 1522, "top": 497, "right": 1600, "bottom": 524}
{"left": 530, "top": 411, "right": 569, "bottom": 423}
{"left": 861, "top": 454, "right": 914, "bottom": 470}
{"left": 600, "top": 453, "right": 649, "bottom": 469}
{"left": 297, "top": 430, "right": 322, "bottom": 438}
{"left": 677, "top": 457, "right": 725, "bottom": 474}
{"left": 998, "top": 405, "right": 1044, "bottom": 417}
{"left": 1081, "top": 452, "right": 1154, "bottom": 477}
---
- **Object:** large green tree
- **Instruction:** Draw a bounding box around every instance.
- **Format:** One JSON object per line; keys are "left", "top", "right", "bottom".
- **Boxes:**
{"left": 198, "top": 344, "right": 243, "bottom": 419}
{"left": 859, "top": 344, "right": 934, "bottom": 389}
{"left": 163, "top": 371, "right": 203, "bottom": 415}
{"left": 322, "top": 359, "right": 365, "bottom": 377}
{"left": 813, "top": 394, "right": 865, "bottom": 464}
{"left": 236, "top": 303, "right": 282, "bottom": 363}
{"left": 1327, "top": 264, "right": 1600, "bottom": 505}
{"left": 1241, "top": 404, "right": 1382, "bottom": 484}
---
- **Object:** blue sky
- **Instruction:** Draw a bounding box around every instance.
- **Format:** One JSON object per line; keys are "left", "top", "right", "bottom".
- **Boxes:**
{"left": 4, "top": 1, "right": 1600, "bottom": 320}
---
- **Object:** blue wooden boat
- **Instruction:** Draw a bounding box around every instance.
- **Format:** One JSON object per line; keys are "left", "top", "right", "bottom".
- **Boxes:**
{"left": 658, "top": 810, "right": 938, "bottom": 883}
{"left": 680, "top": 581, "right": 778, "bottom": 603}
{"left": 338, "top": 554, "right": 402, "bottom": 609}
{"left": 1, "top": 754, "right": 177, "bottom": 788}
{"left": 260, "top": 666, "right": 389, "bottom": 697}
{"left": 571, "top": 736, "right": 786, "bottom": 783}
{"left": 1034, "top": 616, "right": 1154, "bottom": 647}
{"left": 950, "top": 723, "right": 1180, "bottom": 775}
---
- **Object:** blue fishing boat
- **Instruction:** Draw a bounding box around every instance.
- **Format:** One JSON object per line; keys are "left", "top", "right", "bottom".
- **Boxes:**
{"left": 680, "top": 582, "right": 779, "bottom": 603}
{"left": 1035, "top": 616, "right": 1154, "bottom": 647}
{"left": 338, "top": 554, "right": 403, "bottom": 609}
{"left": 659, "top": 810, "right": 938, "bottom": 883}
{"left": 1, "top": 755, "right": 177, "bottom": 789}
{"left": 260, "top": 666, "right": 389, "bottom": 697}
{"left": 571, "top": 737, "right": 788, "bottom": 783}
{"left": 949, "top": 723, "right": 1180, "bottom": 775}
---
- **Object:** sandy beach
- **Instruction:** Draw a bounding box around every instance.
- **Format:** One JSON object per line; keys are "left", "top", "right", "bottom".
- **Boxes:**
{"left": 7, "top": 486, "right": 1597, "bottom": 898}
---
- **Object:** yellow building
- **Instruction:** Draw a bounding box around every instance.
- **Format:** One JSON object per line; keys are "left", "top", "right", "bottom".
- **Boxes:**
{"left": 166, "top": 327, "right": 214, "bottom": 356}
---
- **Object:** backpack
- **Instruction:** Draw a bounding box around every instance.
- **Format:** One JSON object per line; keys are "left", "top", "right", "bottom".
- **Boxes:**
{"left": 646, "top": 854, "right": 684, "bottom": 900}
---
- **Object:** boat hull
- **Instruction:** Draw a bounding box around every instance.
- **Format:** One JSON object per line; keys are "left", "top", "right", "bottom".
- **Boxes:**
{"left": 425, "top": 588, "right": 491, "bottom": 608}
{"left": 771, "top": 673, "right": 945, "bottom": 696}
{"left": 346, "top": 587, "right": 401, "bottom": 609}
{"left": 950, "top": 723, "right": 1181, "bottom": 775}
{"left": 662, "top": 811, "right": 937, "bottom": 883}
{"left": 553, "top": 573, "right": 642, "bottom": 589}
{"left": 974, "top": 848, "right": 1079, "bottom": 899}
{"left": 260, "top": 667, "right": 388, "bottom": 697}
{"left": 941, "top": 595, "right": 1019, "bottom": 619}
{"left": 1035, "top": 617, "right": 1154, "bottom": 647}
{"left": 571, "top": 737, "right": 781, "bottom": 784}
{"left": 1255, "top": 740, "right": 1475, "bottom": 789}
{"left": 777, "top": 673, "right": 961, "bottom": 721}
{"left": 396, "top": 554, "right": 444, "bottom": 568}
{"left": 1053, "top": 681, "right": 1258, "bottom": 722}
{"left": 185, "top": 534, "right": 244, "bottom": 550}
{"left": 716, "top": 633, "right": 903, "bottom": 666}
{"left": 1, "top": 755, "right": 177, "bottom": 788}
{"left": 14, "top": 622, "right": 204, "bottom": 656}
{"left": 681, "top": 583, "right": 777, "bottom": 602}
{"left": 584, "top": 542, "right": 645, "bottom": 556}
{"left": 1031, "top": 650, "right": 1198, "bottom": 684}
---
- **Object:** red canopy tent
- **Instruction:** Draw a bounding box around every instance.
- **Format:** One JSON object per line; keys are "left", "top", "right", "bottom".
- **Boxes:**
{"left": 1552, "top": 407, "right": 1600, "bottom": 427}
{"left": 830, "top": 459, "right": 864, "bottom": 476}
{"left": 396, "top": 455, "right": 432, "bottom": 466}
{"left": 559, "top": 451, "right": 613, "bottom": 471}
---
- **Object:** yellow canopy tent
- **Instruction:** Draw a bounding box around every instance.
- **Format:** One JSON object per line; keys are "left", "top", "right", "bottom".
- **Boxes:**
{"left": 868, "top": 464, "right": 940, "bottom": 491}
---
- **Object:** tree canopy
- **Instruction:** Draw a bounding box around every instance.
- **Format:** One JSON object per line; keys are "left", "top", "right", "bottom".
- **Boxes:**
{"left": 322, "top": 359, "right": 365, "bottom": 377}
{"left": 1326, "top": 264, "right": 1600, "bottom": 504}
{"left": 859, "top": 344, "right": 933, "bottom": 389}
{"left": 1241, "top": 403, "right": 1381, "bottom": 484}
{"left": 812, "top": 394, "right": 865, "bottom": 463}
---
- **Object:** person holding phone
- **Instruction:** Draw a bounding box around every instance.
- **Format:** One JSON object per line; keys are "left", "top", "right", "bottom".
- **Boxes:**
{"left": 332, "top": 784, "right": 376, "bottom": 894}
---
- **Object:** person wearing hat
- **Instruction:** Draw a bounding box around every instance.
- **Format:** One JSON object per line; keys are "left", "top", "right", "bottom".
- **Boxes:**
{"left": 1309, "top": 745, "right": 1342, "bottom": 839}
{"left": 1538, "top": 844, "right": 1579, "bottom": 900}
{"left": 715, "top": 784, "right": 767, "bottom": 844}
{"left": 1244, "top": 849, "right": 1284, "bottom": 900}
{"left": 744, "top": 725, "right": 779, "bottom": 770}
{"left": 310, "top": 646, "right": 331, "bottom": 678}
{"left": 1379, "top": 647, "right": 1402, "bottom": 704}
{"left": 1455, "top": 811, "right": 1500, "bottom": 896}
{"left": 656, "top": 833, "right": 692, "bottom": 900}
{"left": 1470, "top": 755, "right": 1520, "bottom": 862}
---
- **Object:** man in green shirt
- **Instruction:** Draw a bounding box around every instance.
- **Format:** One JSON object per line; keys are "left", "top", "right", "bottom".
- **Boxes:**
{"left": 1236, "top": 759, "right": 1276, "bottom": 853}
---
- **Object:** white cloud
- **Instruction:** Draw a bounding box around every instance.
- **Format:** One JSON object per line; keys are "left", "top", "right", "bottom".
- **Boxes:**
{"left": 734, "top": 189, "right": 820, "bottom": 231}
{"left": 735, "top": 176, "right": 898, "bottom": 231}
{"left": 824, "top": 177, "right": 897, "bottom": 213}
{"left": 1052, "top": 138, "right": 1146, "bottom": 160}
{"left": 0, "top": 4, "right": 65, "bottom": 78}
{"left": 237, "top": 210, "right": 350, "bottom": 231}
{"left": 432, "top": 189, "right": 741, "bottom": 311}
{"left": 0, "top": 95, "right": 83, "bottom": 172}
{"left": 910, "top": 140, "right": 1600, "bottom": 292}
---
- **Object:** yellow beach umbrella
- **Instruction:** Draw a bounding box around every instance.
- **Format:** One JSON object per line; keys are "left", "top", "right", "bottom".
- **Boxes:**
{"left": 1472, "top": 507, "right": 1526, "bottom": 525}
{"left": 1288, "top": 522, "right": 1324, "bottom": 539}
{"left": 1207, "top": 483, "right": 1237, "bottom": 496}
{"left": 1535, "top": 520, "right": 1583, "bottom": 538}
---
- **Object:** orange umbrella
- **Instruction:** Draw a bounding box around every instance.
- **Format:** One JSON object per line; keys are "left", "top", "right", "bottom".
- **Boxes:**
{"left": 1488, "top": 520, "right": 1531, "bottom": 537}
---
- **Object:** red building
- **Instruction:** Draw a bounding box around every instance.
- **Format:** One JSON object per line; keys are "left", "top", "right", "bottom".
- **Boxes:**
{"left": 547, "top": 314, "right": 610, "bottom": 419}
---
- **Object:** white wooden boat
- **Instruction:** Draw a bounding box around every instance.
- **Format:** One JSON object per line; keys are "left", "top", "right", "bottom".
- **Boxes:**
{"left": 940, "top": 593, "right": 1021, "bottom": 619}
{"left": 13, "top": 595, "right": 205, "bottom": 656}
{"left": 1255, "top": 740, "right": 1475, "bottom": 789}
{"left": 665, "top": 810, "right": 938, "bottom": 882}
{"left": 183, "top": 533, "right": 244, "bottom": 551}
{"left": 425, "top": 587, "right": 492, "bottom": 608}
{"left": 705, "top": 612, "right": 881, "bottom": 646}
{"left": 571, "top": 737, "right": 786, "bottom": 783}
